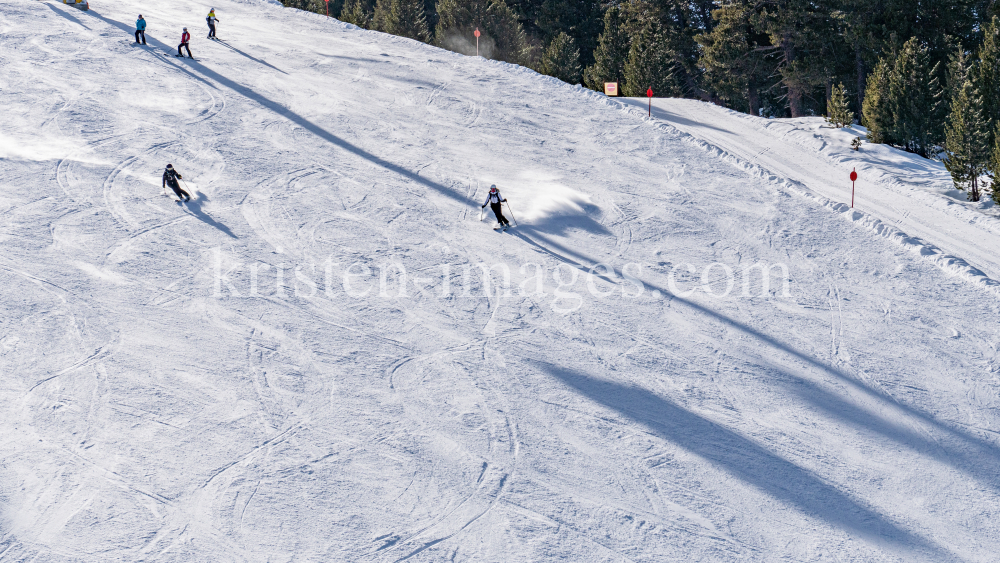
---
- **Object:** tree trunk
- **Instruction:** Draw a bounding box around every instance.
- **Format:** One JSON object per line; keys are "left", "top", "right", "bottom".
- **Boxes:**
{"left": 748, "top": 87, "right": 760, "bottom": 117}
{"left": 788, "top": 86, "right": 804, "bottom": 117}
{"left": 856, "top": 50, "right": 866, "bottom": 115}
{"left": 782, "top": 34, "right": 804, "bottom": 117}
{"left": 825, "top": 79, "right": 833, "bottom": 116}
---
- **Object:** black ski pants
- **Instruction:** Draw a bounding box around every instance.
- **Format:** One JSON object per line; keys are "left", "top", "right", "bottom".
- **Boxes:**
{"left": 490, "top": 202, "right": 509, "bottom": 226}
{"left": 135, "top": 30, "right": 146, "bottom": 44}
{"left": 167, "top": 182, "right": 190, "bottom": 201}
{"left": 208, "top": 23, "right": 216, "bottom": 38}
{"left": 178, "top": 42, "right": 192, "bottom": 57}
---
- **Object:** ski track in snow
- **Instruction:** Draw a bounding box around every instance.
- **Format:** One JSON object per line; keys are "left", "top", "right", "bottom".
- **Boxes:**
{"left": 2, "top": 0, "right": 1000, "bottom": 562}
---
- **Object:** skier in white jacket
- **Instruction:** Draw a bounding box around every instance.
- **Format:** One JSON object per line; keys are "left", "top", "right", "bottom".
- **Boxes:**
{"left": 481, "top": 185, "right": 510, "bottom": 229}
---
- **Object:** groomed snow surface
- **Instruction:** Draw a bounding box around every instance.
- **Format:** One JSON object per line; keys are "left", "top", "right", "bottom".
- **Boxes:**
{"left": 2, "top": 0, "right": 1000, "bottom": 561}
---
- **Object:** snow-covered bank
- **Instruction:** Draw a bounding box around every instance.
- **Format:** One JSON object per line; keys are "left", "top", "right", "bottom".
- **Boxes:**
{"left": 621, "top": 98, "right": 1000, "bottom": 298}
{"left": 636, "top": 98, "right": 1000, "bottom": 287}
{"left": 2, "top": 1, "right": 1000, "bottom": 562}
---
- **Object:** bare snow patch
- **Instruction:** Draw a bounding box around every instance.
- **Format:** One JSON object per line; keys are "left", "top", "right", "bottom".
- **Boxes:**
{"left": 75, "top": 262, "right": 128, "bottom": 285}
{"left": 0, "top": 135, "right": 79, "bottom": 162}
{"left": 494, "top": 171, "right": 607, "bottom": 234}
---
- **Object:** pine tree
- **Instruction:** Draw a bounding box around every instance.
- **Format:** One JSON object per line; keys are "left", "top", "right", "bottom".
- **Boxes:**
{"left": 582, "top": 6, "right": 630, "bottom": 92}
{"left": 341, "top": 0, "right": 374, "bottom": 28}
{"left": 524, "top": 0, "right": 603, "bottom": 69}
{"left": 887, "top": 37, "right": 945, "bottom": 157}
{"left": 282, "top": 0, "right": 327, "bottom": 14}
{"left": 976, "top": 17, "right": 1000, "bottom": 149}
{"left": 644, "top": 0, "right": 716, "bottom": 101}
{"left": 435, "top": 0, "right": 530, "bottom": 65}
{"left": 826, "top": 83, "right": 854, "bottom": 127}
{"left": 991, "top": 123, "right": 1000, "bottom": 205}
{"left": 622, "top": 23, "right": 680, "bottom": 98}
{"left": 750, "top": 0, "right": 840, "bottom": 117}
{"left": 696, "top": 1, "right": 775, "bottom": 116}
{"left": 864, "top": 38, "right": 947, "bottom": 156}
{"left": 373, "top": 0, "right": 431, "bottom": 41}
{"left": 946, "top": 47, "right": 970, "bottom": 107}
{"left": 539, "top": 32, "right": 581, "bottom": 84}
{"left": 944, "top": 78, "right": 989, "bottom": 202}
{"left": 863, "top": 58, "right": 893, "bottom": 144}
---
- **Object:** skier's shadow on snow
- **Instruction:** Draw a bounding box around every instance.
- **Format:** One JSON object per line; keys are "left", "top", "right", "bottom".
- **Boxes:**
{"left": 512, "top": 228, "right": 1000, "bottom": 494}
{"left": 82, "top": 10, "right": 466, "bottom": 206}
{"left": 213, "top": 40, "right": 287, "bottom": 75}
{"left": 185, "top": 194, "right": 236, "bottom": 238}
{"left": 537, "top": 361, "right": 947, "bottom": 556}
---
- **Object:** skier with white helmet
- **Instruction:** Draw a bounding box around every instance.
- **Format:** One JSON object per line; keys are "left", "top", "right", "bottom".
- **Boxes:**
{"left": 162, "top": 164, "right": 191, "bottom": 202}
{"left": 177, "top": 27, "right": 193, "bottom": 58}
{"left": 206, "top": 8, "right": 220, "bottom": 39}
{"left": 481, "top": 184, "right": 511, "bottom": 230}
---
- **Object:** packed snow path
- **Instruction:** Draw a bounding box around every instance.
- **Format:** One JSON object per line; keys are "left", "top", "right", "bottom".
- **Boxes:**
{"left": 2, "top": 1, "right": 1000, "bottom": 561}
{"left": 633, "top": 97, "right": 1000, "bottom": 284}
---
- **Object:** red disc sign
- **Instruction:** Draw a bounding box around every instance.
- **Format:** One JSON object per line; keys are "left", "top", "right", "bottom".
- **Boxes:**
{"left": 850, "top": 170, "right": 858, "bottom": 182}
{"left": 474, "top": 28, "right": 481, "bottom": 38}
{"left": 646, "top": 88, "right": 653, "bottom": 98}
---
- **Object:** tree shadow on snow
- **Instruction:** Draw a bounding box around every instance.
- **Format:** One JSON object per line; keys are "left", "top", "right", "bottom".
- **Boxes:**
{"left": 619, "top": 98, "right": 732, "bottom": 134}
{"left": 510, "top": 229, "right": 1000, "bottom": 498}
{"left": 536, "top": 362, "right": 947, "bottom": 557}
{"left": 213, "top": 39, "right": 288, "bottom": 75}
{"left": 44, "top": 2, "right": 92, "bottom": 30}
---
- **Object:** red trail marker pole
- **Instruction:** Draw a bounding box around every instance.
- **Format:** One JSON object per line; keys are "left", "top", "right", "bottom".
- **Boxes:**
{"left": 647, "top": 87, "right": 653, "bottom": 116}
{"left": 474, "top": 28, "right": 481, "bottom": 57}
{"left": 850, "top": 168, "right": 858, "bottom": 208}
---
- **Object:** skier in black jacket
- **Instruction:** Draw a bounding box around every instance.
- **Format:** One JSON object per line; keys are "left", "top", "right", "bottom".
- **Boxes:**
{"left": 481, "top": 184, "right": 510, "bottom": 229}
{"left": 163, "top": 164, "right": 191, "bottom": 201}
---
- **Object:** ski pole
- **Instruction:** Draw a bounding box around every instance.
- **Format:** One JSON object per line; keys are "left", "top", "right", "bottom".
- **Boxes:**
{"left": 504, "top": 201, "right": 518, "bottom": 226}
{"left": 478, "top": 207, "right": 484, "bottom": 221}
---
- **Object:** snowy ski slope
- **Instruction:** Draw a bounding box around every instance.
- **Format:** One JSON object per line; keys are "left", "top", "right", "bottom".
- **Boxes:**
{"left": 2, "top": 0, "right": 1000, "bottom": 561}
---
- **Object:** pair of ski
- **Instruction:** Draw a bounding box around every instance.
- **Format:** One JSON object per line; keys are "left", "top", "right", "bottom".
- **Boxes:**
{"left": 154, "top": 51, "right": 198, "bottom": 61}
{"left": 493, "top": 224, "right": 511, "bottom": 232}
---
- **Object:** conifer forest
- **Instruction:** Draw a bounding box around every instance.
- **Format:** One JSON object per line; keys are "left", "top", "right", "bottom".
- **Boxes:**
{"left": 282, "top": 0, "right": 1000, "bottom": 201}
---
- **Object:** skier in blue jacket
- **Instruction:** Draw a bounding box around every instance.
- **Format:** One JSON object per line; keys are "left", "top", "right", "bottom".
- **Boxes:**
{"left": 135, "top": 15, "right": 147, "bottom": 45}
